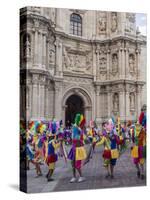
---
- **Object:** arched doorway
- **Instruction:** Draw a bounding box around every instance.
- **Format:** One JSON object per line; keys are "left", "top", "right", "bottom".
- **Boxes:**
{"left": 62, "top": 87, "right": 92, "bottom": 126}
{"left": 65, "top": 94, "right": 84, "bottom": 125}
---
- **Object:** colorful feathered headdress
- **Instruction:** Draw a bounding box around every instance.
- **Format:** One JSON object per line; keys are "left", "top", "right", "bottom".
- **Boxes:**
{"left": 74, "top": 113, "right": 86, "bottom": 128}
{"left": 48, "top": 119, "right": 60, "bottom": 134}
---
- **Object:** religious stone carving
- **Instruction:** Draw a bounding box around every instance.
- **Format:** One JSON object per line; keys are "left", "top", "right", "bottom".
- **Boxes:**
{"left": 113, "top": 93, "right": 119, "bottom": 112}
{"left": 98, "top": 56, "right": 107, "bottom": 80}
{"left": 125, "top": 13, "right": 135, "bottom": 33}
{"left": 86, "top": 53, "right": 92, "bottom": 70}
{"left": 129, "top": 92, "right": 135, "bottom": 111}
{"left": 129, "top": 54, "right": 135, "bottom": 73}
{"left": 99, "top": 57, "right": 107, "bottom": 73}
{"left": 23, "top": 34, "right": 31, "bottom": 59}
{"left": 39, "top": 75, "right": 46, "bottom": 85}
{"left": 32, "top": 74, "right": 39, "bottom": 84}
{"left": 111, "top": 12, "right": 117, "bottom": 32}
{"left": 74, "top": 55, "right": 81, "bottom": 67}
{"left": 112, "top": 53, "right": 118, "bottom": 74}
{"left": 129, "top": 84, "right": 135, "bottom": 93}
{"left": 63, "top": 48, "right": 71, "bottom": 69}
{"left": 63, "top": 48, "right": 92, "bottom": 74}
{"left": 97, "top": 12, "right": 107, "bottom": 34}
{"left": 49, "top": 48, "right": 55, "bottom": 65}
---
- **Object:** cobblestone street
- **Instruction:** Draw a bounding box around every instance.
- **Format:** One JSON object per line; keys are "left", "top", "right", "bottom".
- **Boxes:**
{"left": 27, "top": 145, "right": 146, "bottom": 193}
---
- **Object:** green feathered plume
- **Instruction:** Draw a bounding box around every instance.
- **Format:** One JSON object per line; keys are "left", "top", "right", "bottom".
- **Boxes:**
{"left": 74, "top": 113, "right": 81, "bottom": 126}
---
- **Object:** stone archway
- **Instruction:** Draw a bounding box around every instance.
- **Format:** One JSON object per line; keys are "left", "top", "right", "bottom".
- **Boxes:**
{"left": 65, "top": 94, "right": 84, "bottom": 125}
{"left": 62, "top": 87, "right": 92, "bottom": 126}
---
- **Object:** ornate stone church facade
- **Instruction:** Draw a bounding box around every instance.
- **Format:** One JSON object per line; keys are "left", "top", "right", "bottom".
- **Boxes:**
{"left": 20, "top": 7, "right": 146, "bottom": 126}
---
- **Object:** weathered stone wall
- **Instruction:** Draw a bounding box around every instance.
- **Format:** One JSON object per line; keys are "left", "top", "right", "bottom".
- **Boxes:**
{"left": 20, "top": 7, "right": 146, "bottom": 125}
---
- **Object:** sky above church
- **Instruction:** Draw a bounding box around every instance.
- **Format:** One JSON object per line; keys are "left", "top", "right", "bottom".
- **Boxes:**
{"left": 136, "top": 13, "right": 147, "bottom": 35}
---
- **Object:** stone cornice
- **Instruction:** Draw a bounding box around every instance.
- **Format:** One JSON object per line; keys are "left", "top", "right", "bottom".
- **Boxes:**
{"left": 94, "top": 79, "right": 146, "bottom": 86}
{"left": 20, "top": 13, "right": 55, "bottom": 34}
{"left": 20, "top": 12, "right": 146, "bottom": 46}
{"left": 20, "top": 68, "right": 54, "bottom": 80}
{"left": 63, "top": 71, "right": 93, "bottom": 79}
{"left": 54, "top": 31, "right": 146, "bottom": 47}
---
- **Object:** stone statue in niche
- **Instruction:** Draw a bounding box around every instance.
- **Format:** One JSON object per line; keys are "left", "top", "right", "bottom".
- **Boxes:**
{"left": 126, "top": 13, "right": 135, "bottom": 32}
{"left": 111, "top": 12, "right": 117, "bottom": 32}
{"left": 97, "top": 12, "right": 107, "bottom": 34}
{"left": 98, "top": 18, "right": 106, "bottom": 33}
{"left": 129, "top": 54, "right": 135, "bottom": 72}
{"left": 113, "top": 93, "right": 119, "bottom": 111}
{"left": 130, "top": 92, "right": 135, "bottom": 109}
{"left": 63, "top": 49, "right": 70, "bottom": 69}
{"left": 112, "top": 54, "right": 118, "bottom": 73}
{"left": 49, "top": 48, "right": 55, "bottom": 65}
{"left": 23, "top": 34, "right": 31, "bottom": 58}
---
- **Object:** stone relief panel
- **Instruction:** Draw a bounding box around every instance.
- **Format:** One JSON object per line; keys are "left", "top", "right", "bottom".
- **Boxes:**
{"left": 97, "top": 11, "right": 107, "bottom": 35}
{"left": 63, "top": 47, "right": 92, "bottom": 74}
{"left": 111, "top": 12, "right": 118, "bottom": 33}
{"left": 96, "top": 44, "right": 107, "bottom": 80}
{"left": 63, "top": 76, "right": 93, "bottom": 84}
{"left": 98, "top": 56, "right": 107, "bottom": 80}
{"left": 125, "top": 13, "right": 136, "bottom": 33}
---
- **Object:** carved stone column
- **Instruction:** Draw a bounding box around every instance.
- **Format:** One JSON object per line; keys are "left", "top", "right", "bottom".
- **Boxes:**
{"left": 121, "top": 48, "right": 125, "bottom": 79}
{"left": 32, "top": 74, "right": 39, "bottom": 119}
{"left": 34, "top": 29, "right": 39, "bottom": 67}
{"left": 56, "top": 8, "right": 62, "bottom": 31}
{"left": 55, "top": 38, "right": 63, "bottom": 76}
{"left": 27, "top": 83, "right": 32, "bottom": 121}
{"left": 136, "top": 49, "right": 141, "bottom": 80}
{"left": 40, "top": 82, "right": 45, "bottom": 119}
{"left": 95, "top": 47, "right": 100, "bottom": 80}
{"left": 106, "top": 49, "right": 110, "bottom": 80}
{"left": 84, "top": 106, "right": 91, "bottom": 125}
{"left": 119, "top": 89, "right": 125, "bottom": 121}
{"left": 49, "top": 86, "right": 54, "bottom": 119}
{"left": 125, "top": 85, "right": 130, "bottom": 121}
{"left": 92, "top": 44, "right": 97, "bottom": 81}
{"left": 44, "top": 84, "right": 49, "bottom": 119}
{"left": 38, "top": 32, "right": 43, "bottom": 68}
{"left": 106, "top": 12, "right": 111, "bottom": 37}
{"left": 95, "top": 85, "right": 100, "bottom": 118}
{"left": 125, "top": 48, "right": 129, "bottom": 78}
{"left": 136, "top": 85, "right": 142, "bottom": 118}
{"left": 42, "top": 33, "right": 47, "bottom": 69}
{"left": 107, "top": 85, "right": 112, "bottom": 117}
{"left": 118, "top": 48, "right": 122, "bottom": 78}
{"left": 54, "top": 82, "right": 62, "bottom": 120}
